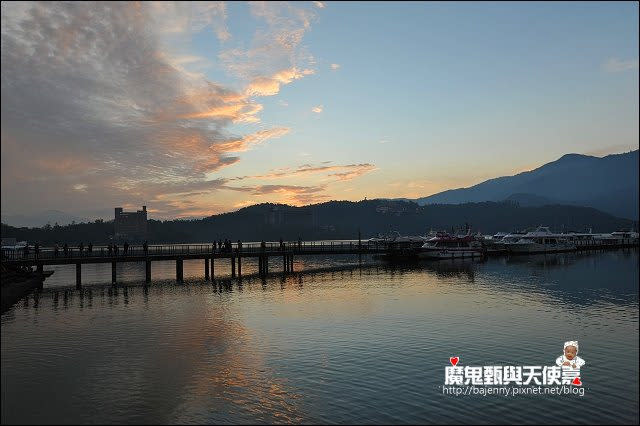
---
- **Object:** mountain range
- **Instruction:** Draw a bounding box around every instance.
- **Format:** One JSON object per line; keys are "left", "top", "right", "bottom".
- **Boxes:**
{"left": 409, "top": 150, "right": 638, "bottom": 220}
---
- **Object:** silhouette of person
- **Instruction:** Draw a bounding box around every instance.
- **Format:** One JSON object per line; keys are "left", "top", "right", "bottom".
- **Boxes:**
{"left": 279, "top": 238, "right": 283, "bottom": 251}
{"left": 54, "top": 244, "right": 59, "bottom": 258}
{"left": 79, "top": 242, "right": 84, "bottom": 256}
{"left": 114, "top": 244, "right": 119, "bottom": 255}
{"left": 88, "top": 242, "right": 93, "bottom": 253}
{"left": 108, "top": 244, "right": 113, "bottom": 255}
{"left": 143, "top": 240, "right": 148, "bottom": 255}
{"left": 63, "top": 243, "right": 69, "bottom": 257}
{"left": 124, "top": 241, "right": 129, "bottom": 255}
{"left": 237, "top": 240, "right": 242, "bottom": 253}
{"left": 34, "top": 242, "right": 40, "bottom": 258}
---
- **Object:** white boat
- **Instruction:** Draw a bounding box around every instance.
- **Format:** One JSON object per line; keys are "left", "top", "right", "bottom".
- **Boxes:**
{"left": 507, "top": 226, "right": 576, "bottom": 254}
{"left": 594, "top": 230, "right": 639, "bottom": 246}
{"left": 418, "top": 232, "right": 485, "bottom": 259}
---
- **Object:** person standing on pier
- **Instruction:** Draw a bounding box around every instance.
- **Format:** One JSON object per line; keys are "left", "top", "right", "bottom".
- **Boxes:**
{"left": 237, "top": 240, "right": 242, "bottom": 253}
{"left": 34, "top": 242, "right": 40, "bottom": 259}
{"left": 88, "top": 242, "right": 93, "bottom": 254}
{"left": 108, "top": 244, "right": 112, "bottom": 256}
{"left": 114, "top": 244, "right": 119, "bottom": 256}
{"left": 54, "top": 244, "right": 59, "bottom": 258}
{"left": 63, "top": 243, "right": 68, "bottom": 257}
{"left": 143, "top": 241, "right": 148, "bottom": 255}
{"left": 123, "top": 241, "right": 129, "bottom": 256}
{"left": 79, "top": 242, "right": 84, "bottom": 256}
{"left": 279, "top": 238, "right": 283, "bottom": 251}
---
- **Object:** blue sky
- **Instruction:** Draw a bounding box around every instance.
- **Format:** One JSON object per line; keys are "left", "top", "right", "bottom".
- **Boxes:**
{"left": 1, "top": 1, "right": 638, "bottom": 218}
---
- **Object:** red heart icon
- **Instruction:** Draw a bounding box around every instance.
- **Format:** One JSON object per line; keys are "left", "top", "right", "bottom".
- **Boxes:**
{"left": 572, "top": 377, "right": 582, "bottom": 386}
{"left": 450, "top": 357, "right": 459, "bottom": 366}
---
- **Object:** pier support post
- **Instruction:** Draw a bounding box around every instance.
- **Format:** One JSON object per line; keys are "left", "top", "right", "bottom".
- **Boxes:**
{"left": 205, "top": 258, "right": 210, "bottom": 280}
{"left": 289, "top": 254, "right": 293, "bottom": 272}
{"left": 76, "top": 263, "right": 82, "bottom": 289}
{"left": 265, "top": 256, "right": 269, "bottom": 275}
{"left": 112, "top": 261, "right": 116, "bottom": 284}
{"left": 176, "top": 258, "right": 183, "bottom": 282}
{"left": 283, "top": 254, "right": 287, "bottom": 273}
{"left": 231, "top": 255, "right": 236, "bottom": 278}
{"left": 211, "top": 257, "right": 214, "bottom": 280}
{"left": 37, "top": 263, "right": 43, "bottom": 275}
{"left": 237, "top": 256, "right": 242, "bottom": 277}
{"left": 145, "top": 260, "right": 151, "bottom": 283}
{"left": 259, "top": 256, "right": 263, "bottom": 275}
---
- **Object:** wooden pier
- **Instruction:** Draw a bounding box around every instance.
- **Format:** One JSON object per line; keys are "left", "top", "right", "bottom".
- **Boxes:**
{"left": 1, "top": 238, "right": 637, "bottom": 289}
{"left": 1, "top": 241, "right": 388, "bottom": 288}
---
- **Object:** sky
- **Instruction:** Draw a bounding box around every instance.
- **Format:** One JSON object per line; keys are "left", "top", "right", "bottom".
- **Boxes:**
{"left": 1, "top": 1, "right": 638, "bottom": 221}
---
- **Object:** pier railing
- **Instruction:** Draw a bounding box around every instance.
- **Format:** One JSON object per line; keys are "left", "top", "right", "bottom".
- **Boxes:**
{"left": 1, "top": 241, "right": 390, "bottom": 262}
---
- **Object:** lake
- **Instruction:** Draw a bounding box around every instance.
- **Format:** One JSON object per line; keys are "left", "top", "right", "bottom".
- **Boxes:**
{"left": 2, "top": 249, "right": 638, "bottom": 424}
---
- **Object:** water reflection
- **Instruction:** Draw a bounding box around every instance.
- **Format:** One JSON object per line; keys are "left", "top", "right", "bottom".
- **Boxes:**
{"left": 2, "top": 249, "right": 638, "bottom": 424}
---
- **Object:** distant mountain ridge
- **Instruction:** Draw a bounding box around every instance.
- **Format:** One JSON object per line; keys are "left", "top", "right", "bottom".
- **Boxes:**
{"left": 1, "top": 210, "right": 88, "bottom": 228}
{"left": 412, "top": 150, "right": 639, "bottom": 219}
{"left": 2, "top": 200, "right": 636, "bottom": 244}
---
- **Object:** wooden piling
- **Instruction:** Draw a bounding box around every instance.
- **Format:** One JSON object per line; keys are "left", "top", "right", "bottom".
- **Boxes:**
{"left": 176, "top": 258, "right": 183, "bottom": 282}
{"left": 205, "top": 258, "right": 210, "bottom": 280}
{"left": 145, "top": 260, "right": 151, "bottom": 283}
{"left": 76, "top": 263, "right": 82, "bottom": 288}
{"left": 112, "top": 261, "right": 116, "bottom": 284}
{"left": 231, "top": 255, "right": 236, "bottom": 278}
{"left": 237, "top": 255, "right": 242, "bottom": 277}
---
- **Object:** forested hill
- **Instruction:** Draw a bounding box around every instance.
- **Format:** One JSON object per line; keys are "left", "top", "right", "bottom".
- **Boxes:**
{"left": 1, "top": 200, "right": 636, "bottom": 245}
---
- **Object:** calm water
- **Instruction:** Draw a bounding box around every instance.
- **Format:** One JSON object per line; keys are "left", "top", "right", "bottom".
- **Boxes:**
{"left": 2, "top": 250, "right": 638, "bottom": 424}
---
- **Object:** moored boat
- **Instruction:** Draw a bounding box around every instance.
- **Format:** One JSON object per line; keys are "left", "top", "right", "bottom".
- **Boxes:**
{"left": 507, "top": 226, "right": 576, "bottom": 254}
{"left": 418, "top": 232, "right": 485, "bottom": 259}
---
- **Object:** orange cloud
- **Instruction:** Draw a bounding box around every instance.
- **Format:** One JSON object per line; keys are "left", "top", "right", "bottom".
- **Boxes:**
{"left": 245, "top": 67, "right": 314, "bottom": 97}
{"left": 214, "top": 127, "right": 290, "bottom": 153}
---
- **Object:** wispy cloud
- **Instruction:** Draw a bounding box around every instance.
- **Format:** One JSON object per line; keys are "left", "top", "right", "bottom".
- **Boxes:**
{"left": 330, "top": 63, "right": 340, "bottom": 70}
{"left": 313, "top": 1, "right": 326, "bottom": 8}
{"left": 602, "top": 57, "right": 639, "bottom": 72}
{"left": 312, "top": 105, "right": 323, "bottom": 113}
{"left": 245, "top": 67, "right": 314, "bottom": 97}
{"left": 231, "top": 162, "right": 376, "bottom": 181}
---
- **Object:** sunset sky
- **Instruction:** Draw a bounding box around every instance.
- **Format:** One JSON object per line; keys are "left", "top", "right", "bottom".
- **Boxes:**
{"left": 1, "top": 1, "right": 638, "bottom": 221}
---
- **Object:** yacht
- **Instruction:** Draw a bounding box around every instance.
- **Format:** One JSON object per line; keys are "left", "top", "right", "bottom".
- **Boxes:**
{"left": 594, "top": 230, "right": 639, "bottom": 246}
{"left": 507, "top": 226, "right": 576, "bottom": 254}
{"left": 418, "top": 231, "right": 485, "bottom": 259}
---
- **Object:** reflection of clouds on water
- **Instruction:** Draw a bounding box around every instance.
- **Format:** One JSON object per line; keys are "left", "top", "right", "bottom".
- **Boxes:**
{"left": 3, "top": 249, "right": 638, "bottom": 424}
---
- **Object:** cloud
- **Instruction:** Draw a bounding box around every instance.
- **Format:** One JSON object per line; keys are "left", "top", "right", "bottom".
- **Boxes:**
{"left": 226, "top": 183, "right": 329, "bottom": 205}
{"left": 230, "top": 162, "right": 376, "bottom": 182}
{"left": 330, "top": 63, "right": 340, "bottom": 70}
{"left": 245, "top": 67, "right": 314, "bottom": 97}
{"left": 602, "top": 57, "right": 639, "bottom": 72}
{"left": 219, "top": 2, "right": 317, "bottom": 85}
{"left": 215, "top": 127, "right": 290, "bottom": 152}
{"left": 313, "top": 1, "right": 326, "bottom": 8}
{"left": 312, "top": 105, "right": 323, "bottom": 113}
{"left": 149, "top": 1, "right": 230, "bottom": 41}
{"left": 0, "top": 2, "right": 287, "bottom": 218}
